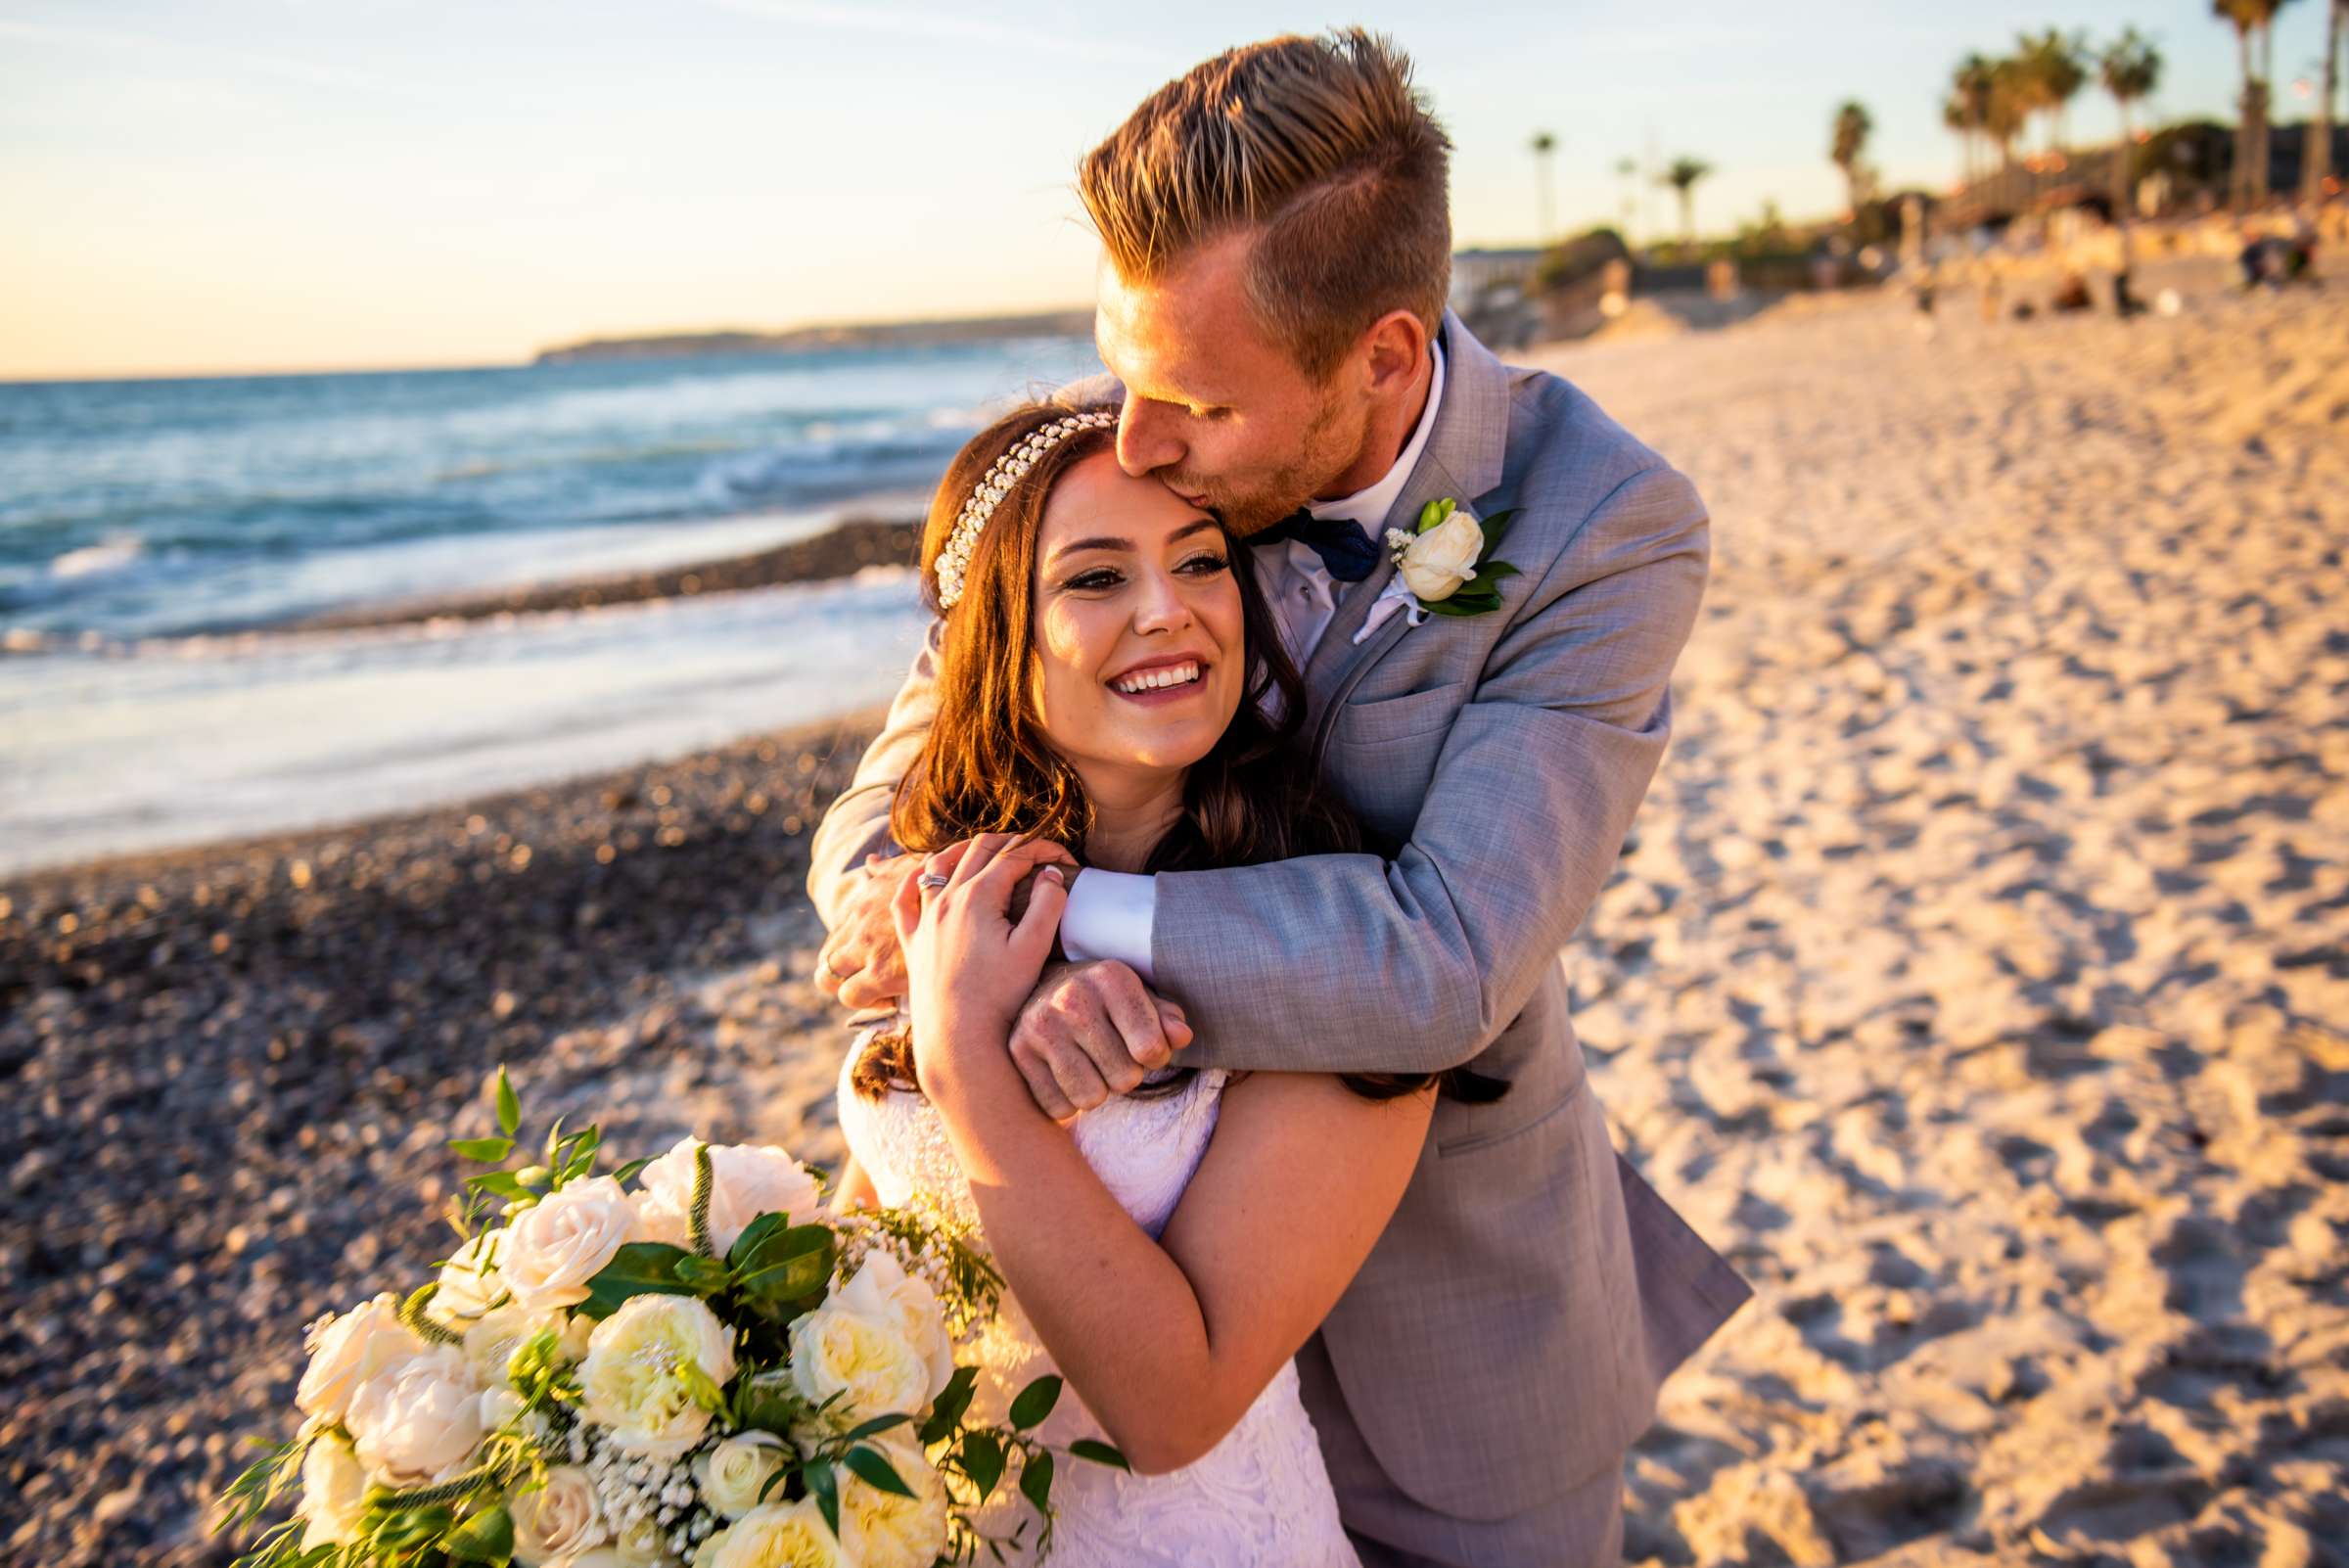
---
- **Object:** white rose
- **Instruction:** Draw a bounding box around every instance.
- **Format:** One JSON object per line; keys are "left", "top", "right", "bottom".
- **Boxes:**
{"left": 707, "top": 1499, "right": 843, "bottom": 1568}
{"left": 462, "top": 1303, "right": 589, "bottom": 1388}
{"left": 479, "top": 1385, "right": 527, "bottom": 1434}
{"left": 297, "top": 1431, "right": 369, "bottom": 1547}
{"left": 432, "top": 1227, "right": 509, "bottom": 1324}
{"left": 836, "top": 1439, "right": 949, "bottom": 1568}
{"left": 296, "top": 1293, "right": 423, "bottom": 1426}
{"left": 635, "top": 1138, "right": 821, "bottom": 1258}
{"left": 501, "top": 1176, "right": 640, "bottom": 1314}
{"left": 345, "top": 1344, "right": 484, "bottom": 1486}
{"left": 694, "top": 1431, "right": 792, "bottom": 1519}
{"left": 1396, "top": 509, "right": 1484, "bottom": 603}
{"left": 788, "top": 1302, "right": 930, "bottom": 1426}
{"left": 579, "top": 1295, "right": 738, "bottom": 1459}
{"left": 509, "top": 1464, "right": 607, "bottom": 1566}
{"left": 831, "top": 1252, "right": 954, "bottom": 1405}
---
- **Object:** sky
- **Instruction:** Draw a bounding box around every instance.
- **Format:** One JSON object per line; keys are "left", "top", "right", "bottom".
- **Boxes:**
{"left": 1, "top": 0, "right": 2336, "bottom": 380}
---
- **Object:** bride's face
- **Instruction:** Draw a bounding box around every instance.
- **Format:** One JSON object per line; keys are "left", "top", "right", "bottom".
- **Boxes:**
{"left": 1030, "top": 450, "right": 1244, "bottom": 784}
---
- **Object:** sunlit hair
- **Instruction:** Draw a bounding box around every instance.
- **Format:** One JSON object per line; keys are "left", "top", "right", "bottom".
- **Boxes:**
{"left": 855, "top": 401, "right": 1460, "bottom": 1106}
{"left": 1077, "top": 28, "right": 1452, "bottom": 379}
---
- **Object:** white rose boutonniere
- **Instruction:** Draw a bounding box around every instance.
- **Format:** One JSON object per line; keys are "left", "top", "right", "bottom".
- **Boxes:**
{"left": 1364, "top": 497, "right": 1520, "bottom": 642}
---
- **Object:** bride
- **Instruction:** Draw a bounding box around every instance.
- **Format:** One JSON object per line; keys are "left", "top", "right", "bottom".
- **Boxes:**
{"left": 829, "top": 402, "right": 1463, "bottom": 1566}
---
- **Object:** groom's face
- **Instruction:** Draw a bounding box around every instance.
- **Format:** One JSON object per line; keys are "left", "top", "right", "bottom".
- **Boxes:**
{"left": 1094, "top": 234, "right": 1366, "bottom": 537}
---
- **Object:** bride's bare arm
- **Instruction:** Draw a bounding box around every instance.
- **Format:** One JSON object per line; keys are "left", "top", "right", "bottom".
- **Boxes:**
{"left": 892, "top": 830, "right": 1433, "bottom": 1472}
{"left": 923, "top": 1060, "right": 1431, "bottom": 1474}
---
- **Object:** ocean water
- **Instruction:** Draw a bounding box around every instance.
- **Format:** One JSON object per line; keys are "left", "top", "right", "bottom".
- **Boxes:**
{"left": 0, "top": 339, "right": 1100, "bottom": 638}
{"left": 0, "top": 340, "right": 1100, "bottom": 872}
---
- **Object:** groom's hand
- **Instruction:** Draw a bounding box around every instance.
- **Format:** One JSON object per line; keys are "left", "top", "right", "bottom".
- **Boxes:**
{"left": 815, "top": 853, "right": 920, "bottom": 1010}
{"left": 1008, "top": 960, "right": 1193, "bottom": 1120}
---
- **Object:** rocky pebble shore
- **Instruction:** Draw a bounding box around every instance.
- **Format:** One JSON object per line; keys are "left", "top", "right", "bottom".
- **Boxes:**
{"left": 1, "top": 715, "right": 886, "bottom": 1565}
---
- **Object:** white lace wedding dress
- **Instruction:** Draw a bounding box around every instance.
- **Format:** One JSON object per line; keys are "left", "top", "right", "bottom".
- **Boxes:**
{"left": 836, "top": 1049, "right": 1361, "bottom": 1567}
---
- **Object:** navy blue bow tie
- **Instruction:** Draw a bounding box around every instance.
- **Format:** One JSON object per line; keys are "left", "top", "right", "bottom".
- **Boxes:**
{"left": 1251, "top": 508, "right": 1380, "bottom": 582}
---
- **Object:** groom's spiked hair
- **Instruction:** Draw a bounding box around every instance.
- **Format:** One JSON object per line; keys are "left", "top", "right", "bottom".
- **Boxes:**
{"left": 1079, "top": 29, "right": 1452, "bottom": 379}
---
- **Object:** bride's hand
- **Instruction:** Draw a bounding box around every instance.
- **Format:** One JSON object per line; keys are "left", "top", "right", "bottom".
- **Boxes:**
{"left": 891, "top": 834, "right": 1076, "bottom": 1091}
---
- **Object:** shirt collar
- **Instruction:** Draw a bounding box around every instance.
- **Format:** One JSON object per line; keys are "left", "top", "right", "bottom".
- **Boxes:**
{"left": 1305, "top": 341, "right": 1447, "bottom": 535}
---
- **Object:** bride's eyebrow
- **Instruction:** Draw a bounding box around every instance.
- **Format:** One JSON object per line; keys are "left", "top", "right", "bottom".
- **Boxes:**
{"left": 1048, "top": 519, "right": 1220, "bottom": 565}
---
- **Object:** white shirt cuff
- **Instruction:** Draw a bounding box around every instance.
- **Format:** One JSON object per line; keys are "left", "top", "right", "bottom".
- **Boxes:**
{"left": 1058, "top": 868, "right": 1157, "bottom": 985}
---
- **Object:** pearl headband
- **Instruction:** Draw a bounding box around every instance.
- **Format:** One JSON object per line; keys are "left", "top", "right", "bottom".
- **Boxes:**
{"left": 934, "top": 410, "right": 1117, "bottom": 611}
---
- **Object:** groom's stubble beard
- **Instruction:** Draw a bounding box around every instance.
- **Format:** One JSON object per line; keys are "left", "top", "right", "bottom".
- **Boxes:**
{"left": 1167, "top": 388, "right": 1359, "bottom": 538}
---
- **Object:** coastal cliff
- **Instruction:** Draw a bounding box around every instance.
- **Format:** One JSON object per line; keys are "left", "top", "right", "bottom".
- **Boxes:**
{"left": 535, "top": 307, "right": 1093, "bottom": 364}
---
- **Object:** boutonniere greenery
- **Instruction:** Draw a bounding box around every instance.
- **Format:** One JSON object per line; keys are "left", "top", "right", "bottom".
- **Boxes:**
{"left": 1383, "top": 497, "right": 1519, "bottom": 619}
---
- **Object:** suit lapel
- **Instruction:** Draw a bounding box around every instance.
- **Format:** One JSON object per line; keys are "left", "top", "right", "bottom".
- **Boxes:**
{"left": 1305, "top": 314, "right": 1514, "bottom": 730}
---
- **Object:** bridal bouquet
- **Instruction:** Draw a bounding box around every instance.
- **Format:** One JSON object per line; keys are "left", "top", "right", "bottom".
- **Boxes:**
{"left": 218, "top": 1070, "right": 1115, "bottom": 1568}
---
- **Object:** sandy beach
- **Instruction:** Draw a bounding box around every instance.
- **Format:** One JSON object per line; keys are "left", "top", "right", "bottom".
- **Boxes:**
{"left": 5, "top": 253, "right": 2345, "bottom": 1565}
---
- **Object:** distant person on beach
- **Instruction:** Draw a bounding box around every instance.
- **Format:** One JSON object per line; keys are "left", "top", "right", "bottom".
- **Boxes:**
{"left": 808, "top": 29, "right": 1747, "bottom": 1567}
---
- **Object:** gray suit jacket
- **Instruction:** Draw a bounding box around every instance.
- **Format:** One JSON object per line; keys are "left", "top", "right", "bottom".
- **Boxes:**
{"left": 809, "top": 315, "right": 1751, "bottom": 1524}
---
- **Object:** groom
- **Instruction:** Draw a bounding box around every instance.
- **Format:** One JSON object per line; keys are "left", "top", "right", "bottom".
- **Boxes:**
{"left": 811, "top": 30, "right": 1749, "bottom": 1567}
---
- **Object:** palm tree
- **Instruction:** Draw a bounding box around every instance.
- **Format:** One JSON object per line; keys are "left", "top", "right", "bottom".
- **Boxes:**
{"left": 1986, "top": 56, "right": 2035, "bottom": 205}
{"left": 1950, "top": 53, "right": 1999, "bottom": 188}
{"left": 2100, "top": 28, "right": 2164, "bottom": 213}
{"left": 1659, "top": 157, "right": 1713, "bottom": 245}
{"left": 2017, "top": 28, "right": 2089, "bottom": 162}
{"left": 2217, "top": 0, "right": 2306, "bottom": 206}
{"left": 1530, "top": 131, "right": 1558, "bottom": 244}
{"left": 2306, "top": 0, "right": 2345, "bottom": 199}
{"left": 1830, "top": 100, "right": 1874, "bottom": 216}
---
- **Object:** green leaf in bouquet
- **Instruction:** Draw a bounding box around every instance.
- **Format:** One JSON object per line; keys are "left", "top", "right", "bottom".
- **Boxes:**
{"left": 398, "top": 1283, "right": 465, "bottom": 1348}
{"left": 674, "top": 1255, "right": 731, "bottom": 1295}
{"left": 843, "top": 1444, "right": 915, "bottom": 1499}
{"left": 1067, "top": 1439, "right": 1130, "bottom": 1471}
{"left": 803, "top": 1458, "right": 841, "bottom": 1539}
{"left": 919, "top": 1365, "right": 980, "bottom": 1446}
{"left": 578, "top": 1241, "right": 696, "bottom": 1319}
{"left": 441, "top": 1501, "right": 514, "bottom": 1562}
{"left": 958, "top": 1432, "right": 1005, "bottom": 1502}
{"left": 466, "top": 1171, "right": 530, "bottom": 1202}
{"left": 734, "top": 1222, "right": 834, "bottom": 1309}
{"left": 1019, "top": 1449, "right": 1055, "bottom": 1516}
{"left": 842, "top": 1411, "right": 913, "bottom": 1443}
{"left": 1008, "top": 1374, "right": 1062, "bottom": 1432}
{"left": 366, "top": 1503, "right": 455, "bottom": 1550}
{"left": 1423, "top": 589, "right": 1501, "bottom": 618}
{"left": 726, "top": 1212, "right": 788, "bottom": 1270}
{"left": 610, "top": 1154, "right": 654, "bottom": 1186}
{"left": 1474, "top": 560, "right": 1522, "bottom": 585}
{"left": 448, "top": 1135, "right": 514, "bottom": 1163}
{"left": 732, "top": 1368, "right": 811, "bottom": 1436}
{"left": 495, "top": 1067, "right": 520, "bottom": 1137}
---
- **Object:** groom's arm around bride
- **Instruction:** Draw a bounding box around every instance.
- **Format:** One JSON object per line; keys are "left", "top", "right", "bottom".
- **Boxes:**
{"left": 810, "top": 29, "right": 1750, "bottom": 1567}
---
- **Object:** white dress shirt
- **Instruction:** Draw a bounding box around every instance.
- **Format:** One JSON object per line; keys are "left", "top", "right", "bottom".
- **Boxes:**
{"left": 1060, "top": 346, "right": 1447, "bottom": 981}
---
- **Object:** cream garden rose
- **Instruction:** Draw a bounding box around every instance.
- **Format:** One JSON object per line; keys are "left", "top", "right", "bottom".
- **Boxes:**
{"left": 1394, "top": 507, "right": 1484, "bottom": 603}
{"left": 830, "top": 1253, "right": 954, "bottom": 1406}
{"left": 635, "top": 1138, "right": 821, "bottom": 1257}
{"left": 500, "top": 1176, "right": 639, "bottom": 1314}
{"left": 694, "top": 1431, "right": 792, "bottom": 1519}
{"left": 508, "top": 1464, "right": 607, "bottom": 1566}
{"left": 835, "top": 1439, "right": 949, "bottom": 1568}
{"left": 345, "top": 1344, "right": 484, "bottom": 1486}
{"left": 430, "top": 1226, "right": 508, "bottom": 1323}
{"left": 580, "top": 1294, "right": 739, "bottom": 1459}
{"left": 787, "top": 1299, "right": 931, "bottom": 1425}
{"left": 296, "top": 1431, "right": 369, "bottom": 1548}
{"left": 702, "top": 1499, "right": 844, "bottom": 1568}
{"left": 295, "top": 1293, "right": 423, "bottom": 1426}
